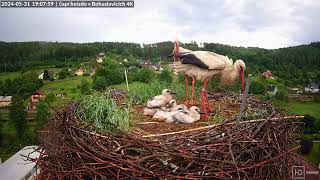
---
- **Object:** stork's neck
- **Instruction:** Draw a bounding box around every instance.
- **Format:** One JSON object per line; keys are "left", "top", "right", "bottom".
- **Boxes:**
{"left": 220, "top": 62, "right": 239, "bottom": 85}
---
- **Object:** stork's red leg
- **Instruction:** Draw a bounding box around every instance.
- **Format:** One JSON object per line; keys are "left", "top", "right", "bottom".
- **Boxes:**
{"left": 190, "top": 76, "right": 196, "bottom": 105}
{"left": 200, "top": 80, "right": 209, "bottom": 120}
{"left": 184, "top": 74, "right": 189, "bottom": 105}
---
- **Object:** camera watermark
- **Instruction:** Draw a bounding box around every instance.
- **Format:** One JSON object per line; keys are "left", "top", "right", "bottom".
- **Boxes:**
{"left": 292, "top": 166, "right": 319, "bottom": 180}
{"left": 1, "top": 1, "right": 134, "bottom": 8}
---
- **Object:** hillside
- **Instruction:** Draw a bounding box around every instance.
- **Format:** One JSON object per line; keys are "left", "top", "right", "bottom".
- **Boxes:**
{"left": 0, "top": 41, "right": 319, "bottom": 86}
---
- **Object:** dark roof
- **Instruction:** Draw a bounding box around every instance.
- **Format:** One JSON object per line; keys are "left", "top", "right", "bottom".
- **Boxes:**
{"left": 307, "top": 83, "right": 319, "bottom": 89}
{"left": 267, "top": 85, "right": 276, "bottom": 92}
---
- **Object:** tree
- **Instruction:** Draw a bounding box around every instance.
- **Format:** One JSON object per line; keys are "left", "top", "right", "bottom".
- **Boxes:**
{"left": 9, "top": 96, "right": 27, "bottom": 140}
{"left": 58, "top": 68, "right": 68, "bottom": 79}
{"left": 92, "top": 76, "right": 107, "bottom": 91}
{"left": 36, "top": 102, "right": 51, "bottom": 129}
{"left": 132, "top": 68, "right": 155, "bottom": 83}
{"left": 159, "top": 69, "right": 173, "bottom": 83}
{"left": 300, "top": 139, "right": 313, "bottom": 155}
{"left": 250, "top": 79, "right": 265, "bottom": 94}
{"left": 80, "top": 79, "right": 90, "bottom": 94}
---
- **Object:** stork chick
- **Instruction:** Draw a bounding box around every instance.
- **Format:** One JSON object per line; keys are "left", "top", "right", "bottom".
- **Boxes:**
{"left": 167, "top": 106, "right": 201, "bottom": 124}
{"left": 143, "top": 107, "right": 157, "bottom": 116}
{"left": 146, "top": 89, "right": 174, "bottom": 108}
{"left": 153, "top": 107, "right": 185, "bottom": 121}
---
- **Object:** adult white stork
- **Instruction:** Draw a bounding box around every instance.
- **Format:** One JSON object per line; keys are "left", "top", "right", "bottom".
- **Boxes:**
{"left": 171, "top": 42, "right": 195, "bottom": 105}
{"left": 171, "top": 41, "right": 246, "bottom": 120}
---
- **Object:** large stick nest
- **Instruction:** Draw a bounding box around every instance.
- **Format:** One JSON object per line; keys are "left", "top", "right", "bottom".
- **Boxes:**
{"left": 27, "top": 101, "right": 304, "bottom": 179}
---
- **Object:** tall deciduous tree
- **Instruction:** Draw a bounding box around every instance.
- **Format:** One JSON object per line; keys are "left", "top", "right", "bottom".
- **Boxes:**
{"left": 36, "top": 101, "right": 51, "bottom": 129}
{"left": 9, "top": 96, "right": 27, "bottom": 140}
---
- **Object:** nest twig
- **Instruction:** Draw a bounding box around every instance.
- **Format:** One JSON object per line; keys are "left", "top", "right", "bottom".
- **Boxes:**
{"left": 26, "top": 102, "right": 304, "bottom": 179}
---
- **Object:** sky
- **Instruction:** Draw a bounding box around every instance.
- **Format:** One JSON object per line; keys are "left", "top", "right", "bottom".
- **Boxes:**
{"left": 0, "top": 0, "right": 320, "bottom": 49}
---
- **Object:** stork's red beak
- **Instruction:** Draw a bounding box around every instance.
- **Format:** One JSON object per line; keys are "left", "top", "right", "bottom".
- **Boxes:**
{"left": 174, "top": 41, "right": 180, "bottom": 62}
{"left": 240, "top": 67, "right": 245, "bottom": 93}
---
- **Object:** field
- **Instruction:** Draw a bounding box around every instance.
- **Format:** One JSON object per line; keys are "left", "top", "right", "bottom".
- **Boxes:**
{"left": 0, "top": 72, "right": 21, "bottom": 81}
{"left": 288, "top": 101, "right": 320, "bottom": 119}
{"left": 302, "top": 142, "right": 320, "bottom": 166}
{"left": 0, "top": 67, "right": 62, "bottom": 81}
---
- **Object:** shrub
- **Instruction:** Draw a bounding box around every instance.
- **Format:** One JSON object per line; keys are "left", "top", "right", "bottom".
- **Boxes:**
{"left": 80, "top": 79, "right": 91, "bottom": 94}
{"left": 250, "top": 79, "right": 266, "bottom": 94}
{"left": 275, "top": 89, "right": 288, "bottom": 102}
{"left": 46, "top": 93, "right": 56, "bottom": 102}
{"left": 159, "top": 69, "right": 173, "bottom": 83}
{"left": 94, "top": 66, "right": 124, "bottom": 87}
{"left": 36, "top": 101, "right": 51, "bottom": 129}
{"left": 131, "top": 68, "right": 155, "bottom": 83}
{"left": 92, "top": 76, "right": 108, "bottom": 91}
{"left": 77, "top": 94, "right": 131, "bottom": 133}
{"left": 58, "top": 68, "right": 68, "bottom": 79}
{"left": 300, "top": 139, "right": 313, "bottom": 154}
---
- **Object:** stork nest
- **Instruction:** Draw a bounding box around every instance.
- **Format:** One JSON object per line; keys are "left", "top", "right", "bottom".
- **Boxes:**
{"left": 26, "top": 102, "right": 304, "bottom": 179}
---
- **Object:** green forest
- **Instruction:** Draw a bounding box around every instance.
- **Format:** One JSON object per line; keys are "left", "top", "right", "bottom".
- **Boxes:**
{"left": 1, "top": 41, "right": 319, "bottom": 87}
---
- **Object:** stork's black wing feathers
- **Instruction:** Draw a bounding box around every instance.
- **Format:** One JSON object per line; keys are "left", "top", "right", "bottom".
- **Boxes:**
{"left": 176, "top": 53, "right": 209, "bottom": 69}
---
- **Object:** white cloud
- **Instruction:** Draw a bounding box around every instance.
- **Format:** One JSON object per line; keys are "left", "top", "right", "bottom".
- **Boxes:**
{"left": 0, "top": 0, "right": 319, "bottom": 49}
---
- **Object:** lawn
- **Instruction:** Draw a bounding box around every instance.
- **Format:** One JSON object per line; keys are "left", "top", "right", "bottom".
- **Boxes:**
{"left": 40, "top": 76, "right": 92, "bottom": 105}
{"left": 0, "top": 72, "right": 22, "bottom": 81}
{"left": 0, "top": 68, "right": 62, "bottom": 81}
{"left": 288, "top": 101, "right": 320, "bottom": 119}
{"left": 112, "top": 81, "right": 146, "bottom": 91}
{"left": 302, "top": 142, "right": 320, "bottom": 167}
{"left": 0, "top": 120, "right": 37, "bottom": 162}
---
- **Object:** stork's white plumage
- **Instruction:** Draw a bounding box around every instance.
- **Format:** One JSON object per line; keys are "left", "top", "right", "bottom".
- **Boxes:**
{"left": 143, "top": 108, "right": 157, "bottom": 116}
{"left": 170, "top": 41, "right": 246, "bottom": 119}
{"left": 152, "top": 107, "right": 185, "bottom": 121}
{"left": 146, "top": 89, "right": 174, "bottom": 108}
{"left": 167, "top": 106, "right": 201, "bottom": 124}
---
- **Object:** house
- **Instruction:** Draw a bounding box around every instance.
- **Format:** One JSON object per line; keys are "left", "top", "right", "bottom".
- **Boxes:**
{"left": 152, "top": 64, "right": 163, "bottom": 71}
{"left": 262, "top": 70, "right": 273, "bottom": 78}
{"left": 29, "top": 91, "right": 45, "bottom": 111}
{"left": 0, "top": 96, "right": 12, "bottom": 107}
{"left": 75, "top": 68, "right": 84, "bottom": 76}
{"left": 38, "top": 73, "right": 44, "bottom": 79}
{"left": 96, "top": 52, "right": 105, "bottom": 63}
{"left": 55, "top": 93, "right": 66, "bottom": 97}
{"left": 266, "top": 85, "right": 278, "bottom": 95}
{"left": 287, "top": 87, "right": 302, "bottom": 95}
{"left": 304, "top": 83, "right": 319, "bottom": 93}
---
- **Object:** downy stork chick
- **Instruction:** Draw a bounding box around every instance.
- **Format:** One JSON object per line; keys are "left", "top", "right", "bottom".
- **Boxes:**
{"left": 146, "top": 89, "right": 174, "bottom": 108}
{"left": 167, "top": 106, "right": 201, "bottom": 124}
{"left": 153, "top": 107, "right": 185, "bottom": 121}
{"left": 143, "top": 107, "right": 157, "bottom": 116}
{"left": 166, "top": 99, "right": 188, "bottom": 112}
